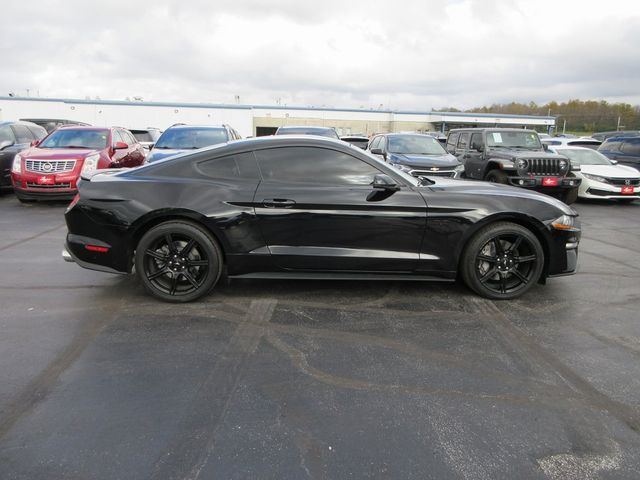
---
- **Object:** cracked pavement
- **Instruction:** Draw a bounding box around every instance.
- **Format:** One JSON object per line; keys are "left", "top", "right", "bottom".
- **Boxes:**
{"left": 0, "top": 192, "right": 639, "bottom": 479}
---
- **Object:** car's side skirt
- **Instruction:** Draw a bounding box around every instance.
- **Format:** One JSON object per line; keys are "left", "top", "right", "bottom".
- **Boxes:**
{"left": 228, "top": 271, "right": 454, "bottom": 282}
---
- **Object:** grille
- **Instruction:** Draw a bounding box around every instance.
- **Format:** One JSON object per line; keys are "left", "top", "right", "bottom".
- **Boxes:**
{"left": 411, "top": 170, "right": 456, "bottom": 178}
{"left": 526, "top": 158, "right": 562, "bottom": 176}
{"left": 606, "top": 178, "right": 640, "bottom": 186}
{"left": 587, "top": 188, "right": 639, "bottom": 197}
{"left": 25, "top": 159, "right": 76, "bottom": 173}
{"left": 26, "top": 182, "right": 72, "bottom": 189}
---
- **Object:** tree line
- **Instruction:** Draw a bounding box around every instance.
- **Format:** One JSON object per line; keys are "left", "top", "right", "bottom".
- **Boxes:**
{"left": 435, "top": 100, "right": 640, "bottom": 133}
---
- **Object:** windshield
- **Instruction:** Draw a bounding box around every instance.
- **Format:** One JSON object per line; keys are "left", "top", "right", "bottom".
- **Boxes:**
{"left": 276, "top": 127, "right": 340, "bottom": 139}
{"left": 388, "top": 135, "right": 447, "bottom": 155}
{"left": 486, "top": 131, "right": 542, "bottom": 149}
{"left": 359, "top": 147, "right": 419, "bottom": 186}
{"left": 38, "top": 129, "right": 108, "bottom": 149}
{"left": 557, "top": 148, "right": 612, "bottom": 165}
{"left": 154, "top": 128, "right": 228, "bottom": 149}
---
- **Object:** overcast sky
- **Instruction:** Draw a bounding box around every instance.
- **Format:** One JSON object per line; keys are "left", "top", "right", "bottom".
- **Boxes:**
{"left": 3, "top": 0, "right": 639, "bottom": 111}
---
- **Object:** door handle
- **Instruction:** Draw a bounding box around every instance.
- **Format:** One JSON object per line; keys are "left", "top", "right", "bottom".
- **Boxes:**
{"left": 262, "top": 198, "right": 296, "bottom": 208}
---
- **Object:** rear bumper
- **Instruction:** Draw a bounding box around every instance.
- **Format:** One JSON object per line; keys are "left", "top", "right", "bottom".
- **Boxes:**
{"left": 507, "top": 176, "right": 581, "bottom": 190}
{"left": 63, "top": 237, "right": 125, "bottom": 274}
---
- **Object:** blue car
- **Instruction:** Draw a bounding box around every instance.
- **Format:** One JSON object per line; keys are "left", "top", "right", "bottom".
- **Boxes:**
{"left": 597, "top": 136, "right": 640, "bottom": 172}
{"left": 146, "top": 124, "right": 241, "bottom": 163}
{"left": 367, "top": 133, "right": 464, "bottom": 179}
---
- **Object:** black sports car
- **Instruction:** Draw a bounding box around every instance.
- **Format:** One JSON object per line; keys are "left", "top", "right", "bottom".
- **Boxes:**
{"left": 63, "top": 136, "right": 580, "bottom": 302}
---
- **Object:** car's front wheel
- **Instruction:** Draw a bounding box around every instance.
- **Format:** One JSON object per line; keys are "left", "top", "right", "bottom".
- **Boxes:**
{"left": 460, "top": 222, "right": 544, "bottom": 300}
{"left": 485, "top": 169, "right": 509, "bottom": 184}
{"left": 135, "top": 221, "right": 222, "bottom": 302}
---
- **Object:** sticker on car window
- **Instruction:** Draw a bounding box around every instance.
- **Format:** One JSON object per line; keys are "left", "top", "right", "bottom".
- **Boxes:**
{"left": 492, "top": 133, "right": 503, "bottom": 143}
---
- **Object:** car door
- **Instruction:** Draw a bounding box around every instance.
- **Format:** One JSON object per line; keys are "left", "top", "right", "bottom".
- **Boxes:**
{"left": 122, "top": 130, "right": 145, "bottom": 166}
{"left": 109, "top": 130, "right": 129, "bottom": 167}
{"left": 0, "top": 125, "right": 20, "bottom": 185}
{"left": 463, "top": 132, "right": 485, "bottom": 179}
{"left": 253, "top": 145, "right": 427, "bottom": 272}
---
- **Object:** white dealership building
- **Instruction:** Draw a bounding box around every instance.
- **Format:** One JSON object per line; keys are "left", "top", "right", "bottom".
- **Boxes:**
{"left": 0, "top": 96, "right": 556, "bottom": 138}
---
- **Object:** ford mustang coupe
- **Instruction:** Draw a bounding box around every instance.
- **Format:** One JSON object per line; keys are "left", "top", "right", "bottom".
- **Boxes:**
{"left": 63, "top": 136, "right": 580, "bottom": 302}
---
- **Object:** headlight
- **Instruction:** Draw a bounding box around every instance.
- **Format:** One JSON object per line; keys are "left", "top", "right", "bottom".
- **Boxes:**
{"left": 454, "top": 164, "right": 465, "bottom": 172}
{"left": 12, "top": 154, "right": 22, "bottom": 173}
{"left": 81, "top": 153, "right": 100, "bottom": 174}
{"left": 559, "top": 159, "right": 568, "bottom": 170}
{"left": 516, "top": 159, "right": 528, "bottom": 169}
{"left": 393, "top": 163, "right": 413, "bottom": 173}
{"left": 583, "top": 173, "right": 606, "bottom": 183}
{"left": 550, "top": 214, "right": 579, "bottom": 231}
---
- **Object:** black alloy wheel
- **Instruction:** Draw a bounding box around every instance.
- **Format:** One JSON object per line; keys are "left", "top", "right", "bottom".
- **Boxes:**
{"left": 461, "top": 222, "right": 544, "bottom": 300}
{"left": 135, "top": 221, "right": 222, "bottom": 302}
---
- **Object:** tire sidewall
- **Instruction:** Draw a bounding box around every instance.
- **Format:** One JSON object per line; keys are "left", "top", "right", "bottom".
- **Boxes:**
{"left": 461, "top": 222, "right": 544, "bottom": 300}
{"left": 135, "top": 221, "right": 222, "bottom": 303}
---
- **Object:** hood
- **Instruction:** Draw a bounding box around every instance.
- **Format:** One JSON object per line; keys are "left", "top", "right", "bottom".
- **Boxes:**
{"left": 580, "top": 164, "right": 640, "bottom": 178}
{"left": 420, "top": 177, "right": 576, "bottom": 216}
{"left": 22, "top": 147, "right": 100, "bottom": 159}
{"left": 490, "top": 150, "right": 563, "bottom": 160}
{"left": 146, "top": 149, "right": 187, "bottom": 163}
{"left": 388, "top": 152, "right": 459, "bottom": 168}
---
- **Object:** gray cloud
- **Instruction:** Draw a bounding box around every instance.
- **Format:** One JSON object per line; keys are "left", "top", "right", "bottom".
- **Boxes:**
{"left": 3, "top": 0, "right": 640, "bottom": 110}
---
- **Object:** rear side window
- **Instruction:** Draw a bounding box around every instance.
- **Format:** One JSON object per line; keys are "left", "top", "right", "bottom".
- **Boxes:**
{"left": 470, "top": 133, "right": 483, "bottom": 149}
{"left": 197, "top": 152, "right": 259, "bottom": 179}
{"left": 621, "top": 139, "right": 640, "bottom": 156}
{"left": 255, "top": 147, "right": 381, "bottom": 185}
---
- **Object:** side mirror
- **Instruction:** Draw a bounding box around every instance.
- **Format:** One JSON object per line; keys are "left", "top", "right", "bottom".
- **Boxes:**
{"left": 30, "top": 139, "right": 40, "bottom": 147}
{"left": 370, "top": 147, "right": 384, "bottom": 155}
{"left": 148, "top": 143, "right": 155, "bottom": 150}
{"left": 114, "top": 141, "right": 129, "bottom": 150}
{"left": 371, "top": 173, "right": 399, "bottom": 190}
{"left": 610, "top": 159, "right": 618, "bottom": 165}
{"left": 543, "top": 143, "right": 550, "bottom": 151}
{"left": 0, "top": 140, "right": 14, "bottom": 150}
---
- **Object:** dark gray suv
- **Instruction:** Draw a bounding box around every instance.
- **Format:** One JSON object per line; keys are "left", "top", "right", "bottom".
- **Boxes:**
{"left": 597, "top": 136, "right": 640, "bottom": 171}
{"left": 447, "top": 128, "right": 580, "bottom": 204}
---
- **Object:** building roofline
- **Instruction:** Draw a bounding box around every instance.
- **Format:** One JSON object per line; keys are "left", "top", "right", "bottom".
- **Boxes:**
{"left": 0, "top": 96, "right": 555, "bottom": 121}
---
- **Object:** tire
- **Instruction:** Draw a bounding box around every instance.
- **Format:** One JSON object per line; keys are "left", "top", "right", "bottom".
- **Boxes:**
{"left": 135, "top": 221, "right": 223, "bottom": 303}
{"left": 561, "top": 187, "right": 579, "bottom": 205}
{"left": 485, "top": 169, "right": 509, "bottom": 184}
{"left": 460, "top": 222, "right": 544, "bottom": 300}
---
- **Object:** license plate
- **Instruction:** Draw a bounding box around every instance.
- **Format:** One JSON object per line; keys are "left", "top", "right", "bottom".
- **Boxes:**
{"left": 36, "top": 176, "right": 55, "bottom": 185}
{"left": 621, "top": 186, "right": 634, "bottom": 195}
{"left": 542, "top": 177, "right": 559, "bottom": 187}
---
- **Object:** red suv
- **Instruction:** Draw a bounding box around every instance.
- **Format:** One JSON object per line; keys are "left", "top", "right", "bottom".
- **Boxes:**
{"left": 11, "top": 126, "right": 146, "bottom": 202}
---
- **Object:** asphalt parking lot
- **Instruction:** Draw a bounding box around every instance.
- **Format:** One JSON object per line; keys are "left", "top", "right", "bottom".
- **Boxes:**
{"left": 0, "top": 192, "right": 639, "bottom": 479}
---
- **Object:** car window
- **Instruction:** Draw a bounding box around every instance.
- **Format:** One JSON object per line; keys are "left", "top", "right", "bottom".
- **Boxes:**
{"left": 457, "top": 133, "right": 470, "bottom": 150}
{"left": 369, "top": 136, "right": 382, "bottom": 151}
{"left": 111, "top": 130, "right": 124, "bottom": 145}
{"left": 155, "top": 128, "right": 228, "bottom": 149}
{"left": 600, "top": 139, "right": 621, "bottom": 152}
{"left": 387, "top": 135, "right": 446, "bottom": 155}
{"left": 11, "top": 124, "right": 34, "bottom": 143}
{"left": 446, "top": 132, "right": 460, "bottom": 153}
{"left": 197, "top": 152, "right": 259, "bottom": 179}
{"left": 38, "top": 129, "right": 109, "bottom": 149}
{"left": 620, "top": 139, "right": 640, "bottom": 156}
{"left": 255, "top": 147, "right": 382, "bottom": 185}
{"left": 123, "top": 130, "right": 137, "bottom": 145}
{"left": 0, "top": 125, "right": 16, "bottom": 145}
{"left": 470, "top": 133, "right": 483, "bottom": 150}
{"left": 27, "top": 125, "right": 47, "bottom": 139}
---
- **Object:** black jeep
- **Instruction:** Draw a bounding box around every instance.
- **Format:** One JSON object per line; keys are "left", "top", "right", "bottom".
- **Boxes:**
{"left": 446, "top": 128, "right": 580, "bottom": 204}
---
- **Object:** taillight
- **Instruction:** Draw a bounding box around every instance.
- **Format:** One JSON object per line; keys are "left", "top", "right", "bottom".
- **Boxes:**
{"left": 85, "top": 245, "right": 110, "bottom": 253}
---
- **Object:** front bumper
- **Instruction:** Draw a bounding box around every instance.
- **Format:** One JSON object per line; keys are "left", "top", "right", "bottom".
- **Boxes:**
{"left": 507, "top": 176, "right": 581, "bottom": 189}
{"left": 13, "top": 185, "right": 77, "bottom": 201}
{"left": 581, "top": 180, "right": 640, "bottom": 200}
{"left": 546, "top": 223, "right": 581, "bottom": 278}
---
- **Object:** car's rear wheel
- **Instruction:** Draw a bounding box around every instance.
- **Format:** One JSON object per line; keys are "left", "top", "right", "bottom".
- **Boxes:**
{"left": 485, "top": 169, "right": 509, "bottom": 184}
{"left": 461, "top": 222, "right": 544, "bottom": 300}
{"left": 135, "top": 221, "right": 222, "bottom": 302}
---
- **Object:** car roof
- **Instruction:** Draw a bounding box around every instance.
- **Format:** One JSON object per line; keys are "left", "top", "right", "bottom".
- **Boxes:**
{"left": 277, "top": 126, "right": 334, "bottom": 130}
{"left": 55, "top": 125, "right": 111, "bottom": 131}
{"left": 0, "top": 120, "right": 44, "bottom": 127}
{"left": 449, "top": 127, "right": 537, "bottom": 133}
{"left": 164, "top": 124, "right": 226, "bottom": 130}
{"left": 604, "top": 135, "right": 640, "bottom": 142}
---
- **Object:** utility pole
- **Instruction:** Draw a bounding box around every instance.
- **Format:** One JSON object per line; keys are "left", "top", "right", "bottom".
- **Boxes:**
{"left": 563, "top": 119, "right": 566, "bottom": 134}
{"left": 617, "top": 116, "right": 621, "bottom": 130}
